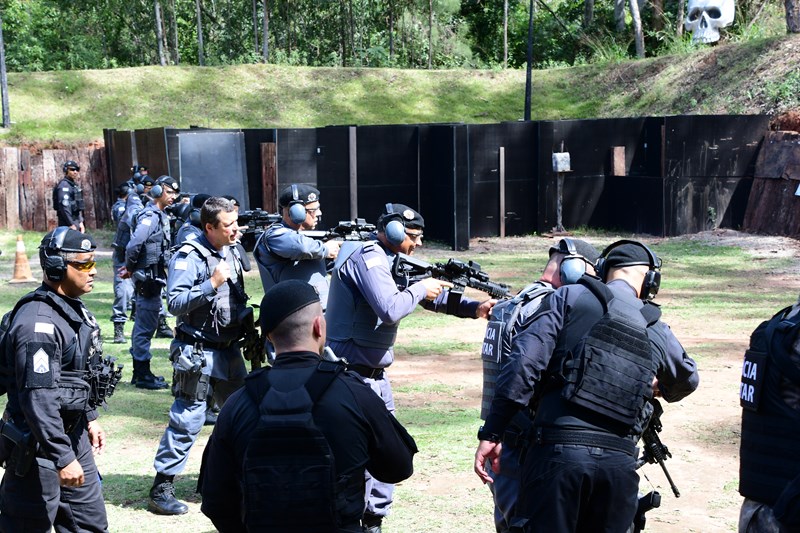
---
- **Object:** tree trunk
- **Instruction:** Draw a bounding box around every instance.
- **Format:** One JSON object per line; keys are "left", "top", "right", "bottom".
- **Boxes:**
{"left": 428, "top": 0, "right": 433, "bottom": 69}
{"left": 503, "top": 0, "right": 508, "bottom": 68}
{"left": 388, "top": 0, "right": 395, "bottom": 62}
{"left": 652, "top": 0, "right": 665, "bottom": 31}
{"left": 252, "top": 0, "right": 259, "bottom": 54}
{"left": 170, "top": 0, "right": 180, "bottom": 64}
{"left": 677, "top": 0, "right": 685, "bottom": 36}
{"left": 155, "top": 0, "right": 167, "bottom": 66}
{"left": 196, "top": 0, "right": 205, "bottom": 65}
{"left": 629, "top": 0, "right": 645, "bottom": 58}
{"left": 0, "top": 14, "right": 10, "bottom": 128}
{"left": 615, "top": 0, "right": 626, "bottom": 32}
{"left": 268, "top": 0, "right": 269, "bottom": 63}
{"left": 340, "top": 1, "right": 347, "bottom": 66}
{"left": 584, "top": 0, "right": 595, "bottom": 28}
{"left": 787, "top": 0, "right": 800, "bottom": 32}
{"left": 524, "top": 0, "right": 533, "bottom": 120}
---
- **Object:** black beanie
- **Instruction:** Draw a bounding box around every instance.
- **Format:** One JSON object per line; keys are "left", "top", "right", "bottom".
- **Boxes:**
{"left": 604, "top": 242, "right": 655, "bottom": 269}
{"left": 261, "top": 280, "right": 321, "bottom": 334}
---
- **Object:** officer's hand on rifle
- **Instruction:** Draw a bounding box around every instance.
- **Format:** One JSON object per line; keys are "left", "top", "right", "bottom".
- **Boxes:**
{"left": 59, "top": 459, "right": 86, "bottom": 488}
{"left": 325, "top": 240, "right": 341, "bottom": 259}
{"left": 210, "top": 261, "right": 231, "bottom": 289}
{"left": 419, "top": 278, "right": 454, "bottom": 301}
{"left": 476, "top": 299, "right": 497, "bottom": 319}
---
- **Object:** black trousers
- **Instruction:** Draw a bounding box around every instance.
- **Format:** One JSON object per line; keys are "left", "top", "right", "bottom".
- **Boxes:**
{"left": 517, "top": 442, "right": 639, "bottom": 533}
{"left": 0, "top": 431, "right": 108, "bottom": 533}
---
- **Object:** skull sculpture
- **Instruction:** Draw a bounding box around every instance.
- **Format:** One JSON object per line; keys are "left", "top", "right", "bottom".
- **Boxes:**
{"left": 685, "top": 0, "right": 735, "bottom": 43}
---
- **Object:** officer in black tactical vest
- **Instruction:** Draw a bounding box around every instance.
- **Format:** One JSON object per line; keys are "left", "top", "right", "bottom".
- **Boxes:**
{"left": 475, "top": 240, "right": 699, "bottom": 533}
{"left": 53, "top": 160, "right": 85, "bottom": 233}
{"left": 739, "top": 298, "right": 800, "bottom": 532}
{"left": 0, "top": 228, "right": 121, "bottom": 532}
{"left": 199, "top": 280, "right": 417, "bottom": 532}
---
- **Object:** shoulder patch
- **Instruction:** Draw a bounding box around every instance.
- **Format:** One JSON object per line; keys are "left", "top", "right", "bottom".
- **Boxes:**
{"left": 25, "top": 342, "right": 57, "bottom": 388}
{"left": 34, "top": 322, "right": 55, "bottom": 335}
{"left": 365, "top": 256, "right": 384, "bottom": 270}
{"left": 141, "top": 217, "right": 153, "bottom": 226}
{"left": 174, "top": 260, "right": 189, "bottom": 271}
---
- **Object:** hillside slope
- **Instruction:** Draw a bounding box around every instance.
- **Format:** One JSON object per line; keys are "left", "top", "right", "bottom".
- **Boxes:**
{"left": 7, "top": 34, "right": 800, "bottom": 145}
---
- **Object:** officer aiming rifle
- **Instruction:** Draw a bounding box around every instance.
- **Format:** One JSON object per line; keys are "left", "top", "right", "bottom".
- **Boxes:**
{"left": 237, "top": 208, "right": 282, "bottom": 252}
{"left": 301, "top": 218, "right": 377, "bottom": 243}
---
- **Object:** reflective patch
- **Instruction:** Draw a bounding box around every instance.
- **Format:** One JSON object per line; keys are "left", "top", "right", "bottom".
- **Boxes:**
{"left": 33, "top": 349, "right": 49, "bottom": 373}
{"left": 62, "top": 187, "right": 70, "bottom": 191}
{"left": 186, "top": 233, "right": 197, "bottom": 241}
{"left": 25, "top": 342, "right": 56, "bottom": 388}
{"left": 175, "top": 260, "right": 188, "bottom": 270}
{"left": 365, "top": 256, "right": 383, "bottom": 270}
{"left": 141, "top": 218, "right": 153, "bottom": 226}
{"left": 34, "top": 322, "right": 55, "bottom": 334}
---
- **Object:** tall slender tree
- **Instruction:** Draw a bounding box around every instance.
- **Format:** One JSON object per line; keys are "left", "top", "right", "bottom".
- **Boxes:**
{"left": 196, "top": 0, "right": 205, "bottom": 65}
{"left": 0, "top": 12, "right": 9, "bottom": 128}
{"left": 262, "top": 0, "right": 270, "bottom": 61}
{"left": 155, "top": 0, "right": 167, "bottom": 66}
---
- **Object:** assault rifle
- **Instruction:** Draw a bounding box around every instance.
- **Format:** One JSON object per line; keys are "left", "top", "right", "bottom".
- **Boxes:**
{"left": 392, "top": 254, "right": 511, "bottom": 313}
{"left": 301, "top": 218, "right": 377, "bottom": 242}
{"left": 637, "top": 397, "right": 680, "bottom": 498}
{"left": 239, "top": 306, "right": 265, "bottom": 372}
{"left": 237, "top": 209, "right": 282, "bottom": 252}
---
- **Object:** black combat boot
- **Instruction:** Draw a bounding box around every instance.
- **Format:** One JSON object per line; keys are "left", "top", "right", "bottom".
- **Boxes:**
{"left": 148, "top": 473, "right": 188, "bottom": 515}
{"left": 133, "top": 360, "right": 168, "bottom": 390}
{"left": 156, "top": 316, "right": 174, "bottom": 339}
{"left": 362, "top": 513, "right": 382, "bottom": 533}
{"left": 113, "top": 323, "right": 126, "bottom": 344}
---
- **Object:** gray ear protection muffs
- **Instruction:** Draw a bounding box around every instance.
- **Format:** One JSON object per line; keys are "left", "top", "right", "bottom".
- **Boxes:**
{"left": 40, "top": 226, "right": 70, "bottom": 281}
{"left": 556, "top": 238, "right": 587, "bottom": 285}
{"left": 287, "top": 184, "right": 307, "bottom": 225}
{"left": 381, "top": 203, "right": 407, "bottom": 246}
{"left": 596, "top": 239, "right": 662, "bottom": 301}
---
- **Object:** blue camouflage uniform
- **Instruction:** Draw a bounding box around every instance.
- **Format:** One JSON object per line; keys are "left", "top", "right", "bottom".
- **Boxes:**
{"left": 125, "top": 203, "right": 171, "bottom": 371}
{"left": 254, "top": 220, "right": 333, "bottom": 309}
{"left": 325, "top": 238, "right": 479, "bottom": 521}
{"left": 152, "top": 233, "right": 248, "bottom": 476}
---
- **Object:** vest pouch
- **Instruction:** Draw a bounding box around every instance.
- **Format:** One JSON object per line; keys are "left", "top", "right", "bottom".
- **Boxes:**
{"left": 57, "top": 373, "right": 90, "bottom": 415}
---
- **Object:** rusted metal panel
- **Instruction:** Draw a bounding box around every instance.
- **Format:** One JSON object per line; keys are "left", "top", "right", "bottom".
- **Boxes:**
{"left": 743, "top": 178, "right": 800, "bottom": 236}
{"left": 753, "top": 131, "right": 800, "bottom": 179}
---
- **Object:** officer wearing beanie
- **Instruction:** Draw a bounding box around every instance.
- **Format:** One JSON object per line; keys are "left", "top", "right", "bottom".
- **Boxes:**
{"left": 325, "top": 202, "right": 495, "bottom": 532}
{"left": 255, "top": 184, "right": 340, "bottom": 311}
{"left": 199, "top": 280, "right": 417, "bottom": 532}
{"left": 475, "top": 239, "right": 699, "bottom": 533}
{"left": 479, "top": 238, "right": 600, "bottom": 533}
{"left": 53, "top": 160, "right": 85, "bottom": 232}
{"left": 0, "top": 228, "right": 110, "bottom": 531}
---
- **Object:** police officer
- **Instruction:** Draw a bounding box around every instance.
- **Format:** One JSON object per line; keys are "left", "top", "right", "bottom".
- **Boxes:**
{"left": 479, "top": 238, "right": 600, "bottom": 533}
{"left": 255, "top": 184, "right": 339, "bottom": 310}
{"left": 739, "top": 298, "right": 800, "bottom": 532}
{"left": 110, "top": 183, "right": 135, "bottom": 344}
{"left": 53, "top": 160, "right": 85, "bottom": 233}
{"left": 149, "top": 197, "right": 250, "bottom": 515}
{"left": 474, "top": 240, "right": 699, "bottom": 533}
{"left": 325, "top": 202, "right": 494, "bottom": 532}
{"left": 0, "top": 228, "right": 111, "bottom": 532}
{"left": 121, "top": 175, "right": 181, "bottom": 390}
{"left": 198, "top": 280, "right": 418, "bottom": 532}
{"left": 174, "top": 193, "right": 209, "bottom": 246}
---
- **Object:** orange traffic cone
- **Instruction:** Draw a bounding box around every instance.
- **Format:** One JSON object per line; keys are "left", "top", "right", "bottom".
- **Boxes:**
{"left": 9, "top": 235, "right": 36, "bottom": 283}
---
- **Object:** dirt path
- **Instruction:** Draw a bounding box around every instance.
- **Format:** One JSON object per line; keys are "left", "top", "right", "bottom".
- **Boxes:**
{"left": 388, "top": 230, "right": 800, "bottom": 533}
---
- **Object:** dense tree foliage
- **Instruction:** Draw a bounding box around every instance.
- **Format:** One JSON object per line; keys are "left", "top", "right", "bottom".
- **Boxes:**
{"left": 0, "top": 0, "right": 789, "bottom": 72}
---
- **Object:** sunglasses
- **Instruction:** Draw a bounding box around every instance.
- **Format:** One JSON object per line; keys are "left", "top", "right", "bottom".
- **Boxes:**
{"left": 67, "top": 259, "right": 96, "bottom": 272}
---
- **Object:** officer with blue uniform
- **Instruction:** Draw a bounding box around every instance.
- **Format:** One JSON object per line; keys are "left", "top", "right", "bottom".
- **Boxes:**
{"left": 479, "top": 238, "right": 600, "bottom": 533}
{"left": 475, "top": 241, "right": 699, "bottom": 533}
{"left": 174, "top": 193, "right": 209, "bottom": 246}
{"left": 149, "top": 197, "right": 249, "bottom": 516}
{"left": 110, "top": 183, "right": 135, "bottom": 344}
{"left": 326, "top": 203, "right": 494, "bottom": 532}
{"left": 53, "top": 160, "right": 85, "bottom": 233}
{"left": 122, "top": 176, "right": 180, "bottom": 390}
{"left": 255, "top": 184, "right": 339, "bottom": 310}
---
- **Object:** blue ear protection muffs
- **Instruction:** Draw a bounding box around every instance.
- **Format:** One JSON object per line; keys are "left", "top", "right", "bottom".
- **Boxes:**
{"left": 596, "top": 239, "right": 662, "bottom": 301}
{"left": 556, "top": 238, "right": 587, "bottom": 285}
{"left": 40, "top": 226, "right": 70, "bottom": 282}
{"left": 287, "top": 184, "right": 308, "bottom": 225}
{"left": 381, "top": 203, "right": 407, "bottom": 246}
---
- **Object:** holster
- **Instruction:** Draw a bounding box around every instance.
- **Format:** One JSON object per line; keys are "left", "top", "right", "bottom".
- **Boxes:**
{"left": 0, "top": 419, "right": 37, "bottom": 477}
{"left": 136, "top": 277, "right": 165, "bottom": 298}
{"left": 171, "top": 344, "right": 210, "bottom": 402}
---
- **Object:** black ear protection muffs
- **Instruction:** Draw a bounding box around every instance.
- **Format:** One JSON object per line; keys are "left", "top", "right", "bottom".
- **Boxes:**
{"left": 40, "top": 226, "right": 70, "bottom": 281}
{"left": 151, "top": 176, "right": 178, "bottom": 199}
{"left": 62, "top": 161, "right": 80, "bottom": 173}
{"left": 555, "top": 238, "right": 587, "bottom": 285}
{"left": 596, "top": 239, "right": 662, "bottom": 301}
{"left": 287, "top": 184, "right": 308, "bottom": 225}
{"left": 381, "top": 203, "right": 407, "bottom": 246}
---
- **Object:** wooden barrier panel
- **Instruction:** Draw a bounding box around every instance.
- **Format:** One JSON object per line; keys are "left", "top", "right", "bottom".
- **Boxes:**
{"left": 0, "top": 148, "right": 20, "bottom": 230}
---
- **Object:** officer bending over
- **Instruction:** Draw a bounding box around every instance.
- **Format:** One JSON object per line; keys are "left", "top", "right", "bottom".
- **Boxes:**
{"left": 475, "top": 240, "right": 699, "bottom": 533}
{"left": 199, "top": 280, "right": 417, "bottom": 532}
{"left": 149, "top": 196, "right": 250, "bottom": 515}
{"left": 0, "top": 228, "right": 111, "bottom": 532}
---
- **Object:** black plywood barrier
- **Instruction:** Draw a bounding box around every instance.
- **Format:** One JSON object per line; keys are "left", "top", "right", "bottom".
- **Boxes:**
{"left": 104, "top": 129, "right": 134, "bottom": 188}
{"left": 134, "top": 128, "right": 170, "bottom": 178}
{"left": 242, "top": 129, "right": 277, "bottom": 209}
{"left": 316, "top": 126, "right": 353, "bottom": 226}
{"left": 177, "top": 131, "right": 250, "bottom": 208}
{"left": 591, "top": 175, "right": 664, "bottom": 235}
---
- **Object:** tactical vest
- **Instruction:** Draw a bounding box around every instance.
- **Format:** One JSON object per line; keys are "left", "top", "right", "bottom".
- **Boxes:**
{"left": 242, "top": 361, "right": 363, "bottom": 531}
{"left": 176, "top": 240, "right": 248, "bottom": 341}
{"left": 480, "top": 282, "right": 554, "bottom": 420}
{"left": 52, "top": 178, "right": 84, "bottom": 217}
{"left": 739, "top": 305, "right": 800, "bottom": 505}
{"left": 326, "top": 242, "right": 399, "bottom": 350}
{"left": 558, "top": 277, "right": 654, "bottom": 429}
{"left": 133, "top": 206, "right": 171, "bottom": 271}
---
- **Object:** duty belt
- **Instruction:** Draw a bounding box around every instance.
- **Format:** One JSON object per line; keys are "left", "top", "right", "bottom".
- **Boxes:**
{"left": 176, "top": 330, "right": 235, "bottom": 350}
{"left": 532, "top": 427, "right": 637, "bottom": 456}
{"left": 348, "top": 364, "right": 385, "bottom": 380}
